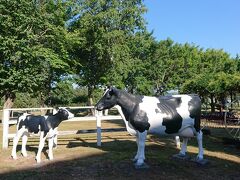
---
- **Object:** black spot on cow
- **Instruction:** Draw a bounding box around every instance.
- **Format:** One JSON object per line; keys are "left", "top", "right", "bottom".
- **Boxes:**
{"left": 115, "top": 94, "right": 150, "bottom": 133}
{"left": 17, "top": 108, "right": 73, "bottom": 138}
{"left": 45, "top": 115, "right": 64, "bottom": 130}
{"left": 130, "top": 105, "right": 150, "bottom": 133}
{"left": 157, "top": 96, "right": 182, "bottom": 134}
{"left": 19, "top": 116, "right": 49, "bottom": 136}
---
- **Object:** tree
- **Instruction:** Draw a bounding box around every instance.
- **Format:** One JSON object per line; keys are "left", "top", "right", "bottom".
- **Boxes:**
{"left": 0, "top": 0, "right": 76, "bottom": 108}
{"left": 123, "top": 31, "right": 157, "bottom": 95}
{"left": 181, "top": 49, "right": 240, "bottom": 112}
{"left": 69, "top": 0, "right": 147, "bottom": 104}
{"left": 145, "top": 39, "right": 201, "bottom": 95}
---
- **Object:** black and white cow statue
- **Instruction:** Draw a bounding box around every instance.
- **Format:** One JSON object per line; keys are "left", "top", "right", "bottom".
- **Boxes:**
{"left": 96, "top": 87, "right": 204, "bottom": 168}
{"left": 11, "top": 108, "right": 74, "bottom": 163}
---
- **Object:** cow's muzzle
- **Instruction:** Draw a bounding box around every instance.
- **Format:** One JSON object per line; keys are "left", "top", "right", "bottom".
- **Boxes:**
{"left": 95, "top": 104, "right": 104, "bottom": 111}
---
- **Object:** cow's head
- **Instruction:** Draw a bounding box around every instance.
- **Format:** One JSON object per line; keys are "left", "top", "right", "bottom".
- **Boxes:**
{"left": 95, "top": 87, "right": 118, "bottom": 111}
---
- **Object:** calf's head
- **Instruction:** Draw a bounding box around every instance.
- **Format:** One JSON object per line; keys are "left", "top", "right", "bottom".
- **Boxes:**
{"left": 96, "top": 87, "right": 118, "bottom": 111}
{"left": 57, "top": 108, "right": 74, "bottom": 120}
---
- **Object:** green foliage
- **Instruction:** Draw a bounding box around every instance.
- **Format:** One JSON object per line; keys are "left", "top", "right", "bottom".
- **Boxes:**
{"left": 49, "top": 80, "right": 88, "bottom": 106}
{"left": 123, "top": 31, "right": 157, "bottom": 95}
{"left": 69, "top": 0, "right": 147, "bottom": 98}
{"left": 146, "top": 39, "right": 202, "bottom": 94}
{"left": 0, "top": 0, "right": 239, "bottom": 108}
{"left": 0, "top": 0, "right": 76, "bottom": 105}
{"left": 180, "top": 48, "right": 240, "bottom": 111}
{"left": 13, "top": 93, "right": 41, "bottom": 108}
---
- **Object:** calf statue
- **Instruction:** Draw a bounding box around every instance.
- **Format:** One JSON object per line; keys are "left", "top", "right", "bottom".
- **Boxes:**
{"left": 11, "top": 108, "right": 74, "bottom": 163}
{"left": 96, "top": 87, "right": 205, "bottom": 168}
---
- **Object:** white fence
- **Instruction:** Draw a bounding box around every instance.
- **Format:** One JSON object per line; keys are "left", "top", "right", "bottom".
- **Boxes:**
{"left": 1, "top": 106, "right": 123, "bottom": 149}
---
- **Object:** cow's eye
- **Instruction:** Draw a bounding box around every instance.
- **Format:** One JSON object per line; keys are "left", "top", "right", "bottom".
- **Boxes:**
{"left": 106, "top": 94, "right": 111, "bottom": 99}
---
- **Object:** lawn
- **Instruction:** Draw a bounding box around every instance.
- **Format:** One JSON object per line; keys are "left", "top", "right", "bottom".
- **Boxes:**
{"left": 0, "top": 119, "right": 240, "bottom": 180}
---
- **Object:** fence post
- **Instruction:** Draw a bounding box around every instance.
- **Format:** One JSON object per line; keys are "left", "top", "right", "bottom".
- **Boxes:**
{"left": 96, "top": 110, "right": 102, "bottom": 146}
{"left": 2, "top": 109, "right": 10, "bottom": 149}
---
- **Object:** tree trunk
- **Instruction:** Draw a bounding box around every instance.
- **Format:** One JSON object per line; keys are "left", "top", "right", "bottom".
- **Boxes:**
{"left": 230, "top": 91, "right": 233, "bottom": 109}
{"left": 88, "top": 86, "right": 95, "bottom": 115}
{"left": 219, "top": 94, "right": 225, "bottom": 112}
{"left": 210, "top": 94, "right": 215, "bottom": 113}
{"left": 39, "top": 93, "right": 48, "bottom": 115}
{"left": 3, "top": 97, "right": 14, "bottom": 109}
{"left": 3, "top": 91, "right": 16, "bottom": 109}
{"left": 3, "top": 91, "right": 16, "bottom": 120}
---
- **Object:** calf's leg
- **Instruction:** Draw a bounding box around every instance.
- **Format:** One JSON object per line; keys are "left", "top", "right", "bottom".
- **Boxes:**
{"left": 21, "top": 131, "right": 28, "bottom": 157}
{"left": 36, "top": 131, "right": 47, "bottom": 163}
{"left": 48, "top": 128, "right": 59, "bottom": 160}
{"left": 11, "top": 127, "right": 27, "bottom": 159}
{"left": 48, "top": 136, "right": 54, "bottom": 160}
{"left": 53, "top": 128, "right": 58, "bottom": 148}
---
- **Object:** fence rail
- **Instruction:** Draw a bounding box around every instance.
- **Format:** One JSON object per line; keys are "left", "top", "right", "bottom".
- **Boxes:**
{"left": 1, "top": 106, "right": 123, "bottom": 149}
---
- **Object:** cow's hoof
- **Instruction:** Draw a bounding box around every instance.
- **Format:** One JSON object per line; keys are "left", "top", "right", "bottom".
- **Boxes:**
{"left": 191, "top": 157, "right": 209, "bottom": 165}
{"left": 132, "top": 158, "right": 137, "bottom": 163}
{"left": 21, "top": 153, "right": 28, "bottom": 157}
{"left": 172, "top": 153, "right": 190, "bottom": 160}
{"left": 134, "top": 162, "right": 150, "bottom": 169}
{"left": 35, "top": 158, "right": 41, "bottom": 164}
{"left": 11, "top": 155, "right": 17, "bottom": 160}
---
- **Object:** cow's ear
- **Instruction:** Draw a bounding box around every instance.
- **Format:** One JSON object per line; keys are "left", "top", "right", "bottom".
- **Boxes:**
{"left": 109, "top": 87, "right": 114, "bottom": 96}
{"left": 109, "top": 87, "right": 118, "bottom": 96}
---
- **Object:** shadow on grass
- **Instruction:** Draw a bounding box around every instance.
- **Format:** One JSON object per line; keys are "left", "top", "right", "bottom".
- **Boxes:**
{"left": 1, "top": 131, "right": 240, "bottom": 180}
{"left": 190, "top": 127, "right": 240, "bottom": 159}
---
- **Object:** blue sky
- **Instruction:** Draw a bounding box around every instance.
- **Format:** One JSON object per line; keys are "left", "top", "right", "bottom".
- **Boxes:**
{"left": 143, "top": 0, "right": 240, "bottom": 57}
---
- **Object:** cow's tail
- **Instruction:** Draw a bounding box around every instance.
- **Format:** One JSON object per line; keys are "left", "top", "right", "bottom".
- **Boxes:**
{"left": 190, "top": 95, "right": 202, "bottom": 133}
{"left": 194, "top": 113, "right": 201, "bottom": 133}
{"left": 195, "top": 104, "right": 202, "bottom": 133}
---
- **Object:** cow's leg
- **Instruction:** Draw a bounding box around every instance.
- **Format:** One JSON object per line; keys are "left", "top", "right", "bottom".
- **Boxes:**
{"left": 196, "top": 130, "right": 204, "bottom": 160}
{"left": 172, "top": 137, "right": 190, "bottom": 160}
{"left": 124, "top": 121, "right": 138, "bottom": 162}
{"left": 179, "top": 137, "right": 188, "bottom": 156}
{"left": 21, "top": 131, "right": 28, "bottom": 157}
{"left": 133, "top": 133, "right": 140, "bottom": 162}
{"left": 36, "top": 131, "right": 47, "bottom": 163}
{"left": 175, "top": 136, "right": 181, "bottom": 149}
{"left": 11, "top": 127, "right": 26, "bottom": 159}
{"left": 135, "top": 131, "right": 148, "bottom": 168}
